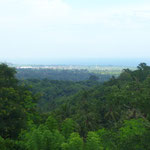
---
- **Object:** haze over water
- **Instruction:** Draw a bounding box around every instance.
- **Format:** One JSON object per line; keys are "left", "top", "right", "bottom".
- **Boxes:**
{"left": 4, "top": 58, "right": 150, "bottom": 67}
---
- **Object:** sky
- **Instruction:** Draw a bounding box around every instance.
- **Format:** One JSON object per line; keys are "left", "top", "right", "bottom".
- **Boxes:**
{"left": 0, "top": 0, "right": 150, "bottom": 65}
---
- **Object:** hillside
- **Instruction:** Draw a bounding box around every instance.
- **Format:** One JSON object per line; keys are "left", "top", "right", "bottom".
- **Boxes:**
{"left": 0, "top": 63, "right": 150, "bottom": 149}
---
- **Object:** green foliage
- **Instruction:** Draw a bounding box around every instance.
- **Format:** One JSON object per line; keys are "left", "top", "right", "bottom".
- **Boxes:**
{"left": 61, "top": 133, "right": 83, "bottom": 150}
{"left": 0, "top": 63, "right": 17, "bottom": 88}
{"left": 2, "top": 63, "right": 150, "bottom": 149}
{"left": 86, "top": 132, "right": 103, "bottom": 150}
{"left": 61, "top": 118, "right": 76, "bottom": 139}
{"left": 24, "top": 125, "right": 64, "bottom": 150}
{"left": 97, "top": 129, "right": 117, "bottom": 150}
{"left": 0, "top": 136, "right": 7, "bottom": 150}
{"left": 119, "top": 119, "right": 146, "bottom": 139}
{"left": 118, "top": 119, "right": 148, "bottom": 150}
{"left": 45, "top": 116, "right": 58, "bottom": 131}
{"left": 0, "top": 64, "right": 36, "bottom": 139}
{"left": 0, "top": 136, "right": 23, "bottom": 150}
{"left": 17, "top": 68, "right": 111, "bottom": 82}
{"left": 89, "top": 75, "right": 99, "bottom": 82}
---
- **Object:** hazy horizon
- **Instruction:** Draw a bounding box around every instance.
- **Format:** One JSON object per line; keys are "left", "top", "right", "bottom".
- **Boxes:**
{"left": 1, "top": 58, "right": 150, "bottom": 67}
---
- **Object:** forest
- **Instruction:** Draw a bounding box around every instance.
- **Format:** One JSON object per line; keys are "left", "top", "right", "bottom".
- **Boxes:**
{"left": 16, "top": 68, "right": 112, "bottom": 82}
{"left": 1, "top": 63, "right": 150, "bottom": 150}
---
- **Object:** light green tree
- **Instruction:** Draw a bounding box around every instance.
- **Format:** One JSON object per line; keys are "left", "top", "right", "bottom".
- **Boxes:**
{"left": 86, "top": 131, "right": 103, "bottom": 150}
{"left": 61, "top": 118, "right": 76, "bottom": 139}
{"left": 61, "top": 132, "right": 83, "bottom": 150}
{"left": 45, "top": 116, "right": 58, "bottom": 131}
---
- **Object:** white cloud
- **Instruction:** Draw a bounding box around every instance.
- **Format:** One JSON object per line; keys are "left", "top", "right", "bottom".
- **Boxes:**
{"left": 74, "top": 4, "right": 150, "bottom": 26}
{"left": 26, "top": 0, "right": 71, "bottom": 18}
{"left": 1, "top": 0, "right": 150, "bottom": 27}
{"left": 0, "top": 0, "right": 71, "bottom": 26}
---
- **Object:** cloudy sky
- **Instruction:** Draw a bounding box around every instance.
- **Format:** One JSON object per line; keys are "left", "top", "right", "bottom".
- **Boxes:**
{"left": 0, "top": 0, "right": 150, "bottom": 65}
